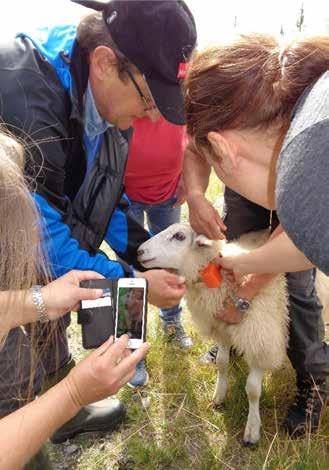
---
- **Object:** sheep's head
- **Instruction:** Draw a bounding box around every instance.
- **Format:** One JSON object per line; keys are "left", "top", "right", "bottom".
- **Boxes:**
{"left": 137, "top": 223, "right": 222, "bottom": 279}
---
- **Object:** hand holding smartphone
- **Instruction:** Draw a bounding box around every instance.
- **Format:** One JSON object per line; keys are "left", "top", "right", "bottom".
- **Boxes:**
{"left": 115, "top": 278, "right": 147, "bottom": 349}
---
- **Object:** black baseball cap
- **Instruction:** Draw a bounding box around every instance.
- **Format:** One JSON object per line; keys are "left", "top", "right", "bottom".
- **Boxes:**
{"left": 72, "top": 0, "right": 197, "bottom": 124}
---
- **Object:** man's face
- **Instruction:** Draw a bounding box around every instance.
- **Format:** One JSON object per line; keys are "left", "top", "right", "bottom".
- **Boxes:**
{"left": 90, "top": 59, "right": 160, "bottom": 130}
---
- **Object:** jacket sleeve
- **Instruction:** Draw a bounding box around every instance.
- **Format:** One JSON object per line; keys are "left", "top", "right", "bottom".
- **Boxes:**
{"left": 104, "top": 195, "right": 150, "bottom": 271}
{"left": 0, "top": 67, "right": 130, "bottom": 278}
{"left": 34, "top": 193, "right": 127, "bottom": 278}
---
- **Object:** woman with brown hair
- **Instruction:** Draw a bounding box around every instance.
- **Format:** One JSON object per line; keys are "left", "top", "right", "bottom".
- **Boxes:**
{"left": 184, "top": 33, "right": 329, "bottom": 273}
{"left": 0, "top": 132, "right": 149, "bottom": 468}
{"left": 183, "top": 34, "right": 329, "bottom": 437}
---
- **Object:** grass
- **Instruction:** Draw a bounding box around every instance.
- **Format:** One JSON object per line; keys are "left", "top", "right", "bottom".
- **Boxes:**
{"left": 48, "top": 174, "right": 329, "bottom": 469}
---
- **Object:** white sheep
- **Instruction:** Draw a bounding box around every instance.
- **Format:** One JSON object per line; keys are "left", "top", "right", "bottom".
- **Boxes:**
{"left": 137, "top": 222, "right": 329, "bottom": 445}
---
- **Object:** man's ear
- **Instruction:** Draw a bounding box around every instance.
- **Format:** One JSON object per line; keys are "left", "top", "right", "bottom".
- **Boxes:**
{"left": 89, "top": 46, "right": 117, "bottom": 80}
{"left": 208, "top": 131, "right": 238, "bottom": 170}
{"left": 193, "top": 234, "right": 214, "bottom": 248}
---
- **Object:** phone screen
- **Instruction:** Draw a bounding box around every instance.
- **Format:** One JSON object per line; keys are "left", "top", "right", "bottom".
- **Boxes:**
{"left": 116, "top": 286, "right": 145, "bottom": 341}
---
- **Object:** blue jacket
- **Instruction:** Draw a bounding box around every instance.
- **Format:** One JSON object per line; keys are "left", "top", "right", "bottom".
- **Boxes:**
{"left": 0, "top": 25, "right": 149, "bottom": 278}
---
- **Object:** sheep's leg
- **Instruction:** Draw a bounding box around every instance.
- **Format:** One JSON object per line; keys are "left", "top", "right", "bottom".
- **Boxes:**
{"left": 213, "top": 344, "right": 230, "bottom": 405}
{"left": 243, "top": 367, "right": 264, "bottom": 446}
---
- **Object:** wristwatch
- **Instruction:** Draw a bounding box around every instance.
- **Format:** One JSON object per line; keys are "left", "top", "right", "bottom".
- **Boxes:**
{"left": 229, "top": 291, "right": 251, "bottom": 313}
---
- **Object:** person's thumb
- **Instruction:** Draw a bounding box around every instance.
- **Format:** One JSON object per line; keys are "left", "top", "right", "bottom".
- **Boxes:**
{"left": 78, "top": 287, "right": 104, "bottom": 300}
{"left": 217, "top": 256, "right": 233, "bottom": 270}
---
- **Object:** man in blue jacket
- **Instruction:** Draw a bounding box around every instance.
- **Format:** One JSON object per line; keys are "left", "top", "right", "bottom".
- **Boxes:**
{"left": 0, "top": 0, "right": 197, "bottom": 443}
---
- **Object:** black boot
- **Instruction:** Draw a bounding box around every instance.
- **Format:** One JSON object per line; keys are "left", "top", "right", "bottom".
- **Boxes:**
{"left": 284, "top": 375, "right": 328, "bottom": 437}
{"left": 50, "top": 397, "right": 125, "bottom": 444}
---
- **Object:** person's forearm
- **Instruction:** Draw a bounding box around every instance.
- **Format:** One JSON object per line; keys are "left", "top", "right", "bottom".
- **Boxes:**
{"left": 237, "top": 272, "right": 277, "bottom": 299}
{"left": 230, "top": 232, "right": 314, "bottom": 274}
{"left": 0, "top": 290, "right": 38, "bottom": 334}
{"left": 183, "top": 144, "right": 211, "bottom": 198}
{"left": 0, "top": 378, "right": 80, "bottom": 469}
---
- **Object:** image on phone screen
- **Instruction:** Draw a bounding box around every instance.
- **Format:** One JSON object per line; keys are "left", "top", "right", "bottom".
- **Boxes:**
{"left": 116, "top": 286, "right": 145, "bottom": 347}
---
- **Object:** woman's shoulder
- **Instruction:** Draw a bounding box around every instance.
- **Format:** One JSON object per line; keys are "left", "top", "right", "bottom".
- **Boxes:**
{"left": 283, "top": 72, "right": 329, "bottom": 150}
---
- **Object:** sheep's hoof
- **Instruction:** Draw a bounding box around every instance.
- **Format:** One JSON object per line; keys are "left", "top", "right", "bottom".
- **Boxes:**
{"left": 242, "top": 439, "right": 258, "bottom": 449}
{"left": 212, "top": 402, "right": 225, "bottom": 411}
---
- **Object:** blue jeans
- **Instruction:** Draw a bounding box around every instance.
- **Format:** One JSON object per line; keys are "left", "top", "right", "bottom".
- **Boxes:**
{"left": 129, "top": 196, "right": 181, "bottom": 321}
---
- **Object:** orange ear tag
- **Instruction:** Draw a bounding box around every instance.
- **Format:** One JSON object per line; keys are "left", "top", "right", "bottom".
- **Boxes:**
{"left": 199, "top": 263, "right": 222, "bottom": 288}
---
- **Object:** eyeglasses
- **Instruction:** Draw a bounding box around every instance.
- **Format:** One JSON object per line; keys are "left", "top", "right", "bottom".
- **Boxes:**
{"left": 125, "top": 68, "right": 159, "bottom": 120}
{"left": 111, "top": 41, "right": 160, "bottom": 120}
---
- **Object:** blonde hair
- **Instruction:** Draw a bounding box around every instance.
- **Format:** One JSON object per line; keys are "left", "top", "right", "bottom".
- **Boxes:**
{"left": 0, "top": 130, "right": 52, "bottom": 406}
{"left": 0, "top": 132, "right": 41, "bottom": 291}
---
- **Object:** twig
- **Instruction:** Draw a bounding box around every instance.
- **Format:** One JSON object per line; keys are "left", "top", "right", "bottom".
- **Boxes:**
{"left": 172, "top": 403, "right": 220, "bottom": 431}
{"left": 174, "top": 394, "right": 187, "bottom": 420}
{"left": 95, "top": 422, "right": 150, "bottom": 464}
{"left": 213, "top": 454, "right": 236, "bottom": 470}
{"left": 262, "top": 431, "right": 278, "bottom": 470}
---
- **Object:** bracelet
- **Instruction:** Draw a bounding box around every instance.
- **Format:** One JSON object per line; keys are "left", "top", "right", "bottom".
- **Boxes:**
{"left": 30, "top": 285, "right": 49, "bottom": 323}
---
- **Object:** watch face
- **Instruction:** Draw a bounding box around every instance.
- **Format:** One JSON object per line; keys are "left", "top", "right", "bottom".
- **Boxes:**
{"left": 237, "top": 298, "right": 250, "bottom": 312}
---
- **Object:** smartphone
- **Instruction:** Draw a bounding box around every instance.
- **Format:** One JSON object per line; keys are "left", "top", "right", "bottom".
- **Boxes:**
{"left": 78, "top": 279, "right": 116, "bottom": 349}
{"left": 115, "top": 278, "right": 147, "bottom": 349}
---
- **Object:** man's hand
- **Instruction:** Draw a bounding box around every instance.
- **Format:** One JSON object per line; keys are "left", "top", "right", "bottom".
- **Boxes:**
{"left": 215, "top": 272, "right": 276, "bottom": 325}
{"left": 215, "top": 299, "right": 244, "bottom": 324}
{"left": 137, "top": 269, "right": 186, "bottom": 308}
{"left": 187, "top": 192, "right": 226, "bottom": 240}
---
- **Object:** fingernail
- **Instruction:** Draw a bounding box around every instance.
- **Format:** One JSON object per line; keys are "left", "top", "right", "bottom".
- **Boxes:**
{"left": 178, "top": 276, "right": 185, "bottom": 283}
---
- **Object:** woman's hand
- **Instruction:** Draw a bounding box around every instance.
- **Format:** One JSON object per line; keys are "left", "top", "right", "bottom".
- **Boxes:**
{"left": 64, "top": 335, "right": 150, "bottom": 407}
{"left": 41, "top": 270, "right": 105, "bottom": 320}
{"left": 137, "top": 269, "right": 186, "bottom": 308}
{"left": 218, "top": 254, "right": 243, "bottom": 279}
{"left": 187, "top": 193, "right": 226, "bottom": 240}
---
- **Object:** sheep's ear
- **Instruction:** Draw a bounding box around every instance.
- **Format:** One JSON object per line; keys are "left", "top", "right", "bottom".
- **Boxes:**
{"left": 194, "top": 234, "right": 214, "bottom": 248}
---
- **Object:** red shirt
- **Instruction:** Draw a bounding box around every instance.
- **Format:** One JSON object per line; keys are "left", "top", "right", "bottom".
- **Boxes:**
{"left": 124, "top": 117, "right": 186, "bottom": 204}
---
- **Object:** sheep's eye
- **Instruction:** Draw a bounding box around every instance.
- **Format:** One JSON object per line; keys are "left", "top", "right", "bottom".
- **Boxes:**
{"left": 172, "top": 232, "right": 186, "bottom": 241}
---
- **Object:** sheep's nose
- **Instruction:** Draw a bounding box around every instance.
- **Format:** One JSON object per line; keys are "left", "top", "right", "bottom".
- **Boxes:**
{"left": 137, "top": 249, "right": 144, "bottom": 257}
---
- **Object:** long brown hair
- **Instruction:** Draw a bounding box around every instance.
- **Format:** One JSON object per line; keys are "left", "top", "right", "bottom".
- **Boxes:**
{"left": 184, "top": 34, "right": 329, "bottom": 204}
{"left": 185, "top": 33, "right": 329, "bottom": 143}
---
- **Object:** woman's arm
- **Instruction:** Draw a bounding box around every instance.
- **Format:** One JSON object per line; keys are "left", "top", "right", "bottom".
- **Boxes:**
{"left": 0, "top": 270, "right": 104, "bottom": 334}
{"left": 1, "top": 373, "right": 80, "bottom": 469}
{"left": 0, "top": 335, "right": 149, "bottom": 469}
{"left": 220, "top": 229, "right": 313, "bottom": 275}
